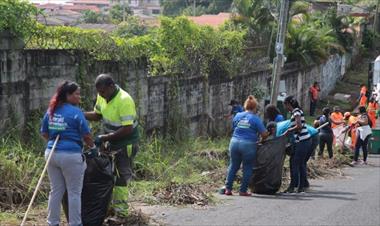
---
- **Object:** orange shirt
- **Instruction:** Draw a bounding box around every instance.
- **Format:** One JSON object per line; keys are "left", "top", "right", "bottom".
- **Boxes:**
{"left": 348, "top": 116, "right": 358, "bottom": 126}
{"left": 360, "top": 86, "right": 367, "bottom": 96}
{"left": 331, "top": 112, "right": 343, "bottom": 128}
{"left": 359, "top": 86, "right": 368, "bottom": 106}
{"left": 310, "top": 86, "right": 319, "bottom": 100}
{"left": 368, "top": 102, "right": 378, "bottom": 128}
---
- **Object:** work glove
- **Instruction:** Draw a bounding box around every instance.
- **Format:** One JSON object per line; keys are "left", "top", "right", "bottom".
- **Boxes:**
{"left": 84, "top": 146, "right": 99, "bottom": 159}
{"left": 94, "top": 135, "right": 103, "bottom": 147}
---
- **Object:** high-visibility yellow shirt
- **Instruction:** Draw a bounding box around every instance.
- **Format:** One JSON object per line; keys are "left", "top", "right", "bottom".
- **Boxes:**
{"left": 94, "top": 86, "right": 139, "bottom": 148}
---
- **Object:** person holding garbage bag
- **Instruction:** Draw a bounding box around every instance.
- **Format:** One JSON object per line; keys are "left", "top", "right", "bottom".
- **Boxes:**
{"left": 85, "top": 74, "right": 139, "bottom": 217}
{"left": 41, "top": 81, "right": 95, "bottom": 226}
{"left": 282, "top": 96, "right": 311, "bottom": 193}
{"left": 352, "top": 106, "right": 372, "bottom": 165}
{"left": 224, "top": 95, "right": 269, "bottom": 196}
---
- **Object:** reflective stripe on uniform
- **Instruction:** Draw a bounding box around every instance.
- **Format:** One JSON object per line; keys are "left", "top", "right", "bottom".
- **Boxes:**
{"left": 120, "top": 115, "right": 134, "bottom": 121}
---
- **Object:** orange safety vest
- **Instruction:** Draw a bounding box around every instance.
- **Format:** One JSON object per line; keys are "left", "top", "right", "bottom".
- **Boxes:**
{"left": 367, "top": 102, "right": 378, "bottom": 128}
{"left": 331, "top": 112, "right": 343, "bottom": 128}
{"left": 359, "top": 86, "right": 367, "bottom": 106}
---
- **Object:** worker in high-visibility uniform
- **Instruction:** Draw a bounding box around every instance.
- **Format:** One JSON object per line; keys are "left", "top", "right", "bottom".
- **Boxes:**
{"left": 359, "top": 84, "right": 368, "bottom": 107}
{"left": 367, "top": 97, "right": 378, "bottom": 128}
{"left": 85, "top": 73, "right": 139, "bottom": 217}
{"left": 347, "top": 112, "right": 359, "bottom": 150}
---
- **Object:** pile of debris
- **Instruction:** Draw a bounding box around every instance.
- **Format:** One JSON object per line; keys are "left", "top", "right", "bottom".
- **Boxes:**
{"left": 153, "top": 182, "right": 209, "bottom": 206}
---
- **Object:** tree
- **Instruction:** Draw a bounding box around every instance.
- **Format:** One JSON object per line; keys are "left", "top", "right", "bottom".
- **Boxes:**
{"left": 160, "top": 0, "right": 188, "bottom": 16}
{"left": 0, "top": 0, "right": 40, "bottom": 38}
{"left": 109, "top": 4, "right": 133, "bottom": 23}
{"left": 81, "top": 10, "right": 102, "bottom": 23}
{"left": 285, "top": 16, "right": 344, "bottom": 66}
{"left": 113, "top": 16, "right": 148, "bottom": 38}
{"left": 231, "top": 0, "right": 275, "bottom": 32}
{"left": 160, "top": 0, "right": 233, "bottom": 16}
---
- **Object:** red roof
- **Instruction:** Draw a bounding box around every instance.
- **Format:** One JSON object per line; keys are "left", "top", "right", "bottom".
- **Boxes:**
{"left": 68, "top": 0, "right": 110, "bottom": 5}
{"left": 188, "top": 13, "right": 231, "bottom": 27}
{"left": 35, "top": 3, "right": 60, "bottom": 10}
{"left": 62, "top": 5, "right": 100, "bottom": 12}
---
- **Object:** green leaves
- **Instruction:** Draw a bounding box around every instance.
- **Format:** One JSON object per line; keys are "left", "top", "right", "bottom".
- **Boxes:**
{"left": 25, "top": 16, "right": 246, "bottom": 77}
{"left": 0, "top": 0, "right": 40, "bottom": 38}
{"left": 285, "top": 9, "right": 346, "bottom": 66}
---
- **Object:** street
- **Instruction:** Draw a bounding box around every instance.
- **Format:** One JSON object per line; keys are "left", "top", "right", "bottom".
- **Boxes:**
{"left": 150, "top": 155, "right": 380, "bottom": 226}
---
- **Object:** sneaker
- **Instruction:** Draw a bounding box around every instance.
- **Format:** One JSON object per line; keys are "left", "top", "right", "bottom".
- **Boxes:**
{"left": 239, "top": 192, "right": 252, "bottom": 196}
{"left": 351, "top": 160, "right": 358, "bottom": 165}
{"left": 224, "top": 189, "right": 232, "bottom": 196}
{"left": 284, "top": 187, "right": 295, "bottom": 193}
{"left": 297, "top": 188, "right": 306, "bottom": 193}
{"left": 363, "top": 161, "right": 368, "bottom": 165}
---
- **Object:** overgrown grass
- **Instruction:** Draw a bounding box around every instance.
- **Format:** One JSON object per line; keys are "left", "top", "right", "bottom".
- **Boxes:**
{"left": 0, "top": 113, "right": 49, "bottom": 210}
{"left": 129, "top": 135, "right": 229, "bottom": 203}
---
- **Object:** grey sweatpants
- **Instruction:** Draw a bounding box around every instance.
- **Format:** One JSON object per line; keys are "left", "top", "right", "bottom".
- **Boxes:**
{"left": 45, "top": 149, "right": 86, "bottom": 226}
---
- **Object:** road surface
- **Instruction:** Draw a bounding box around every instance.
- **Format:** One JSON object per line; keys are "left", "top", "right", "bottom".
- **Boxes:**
{"left": 148, "top": 155, "right": 380, "bottom": 226}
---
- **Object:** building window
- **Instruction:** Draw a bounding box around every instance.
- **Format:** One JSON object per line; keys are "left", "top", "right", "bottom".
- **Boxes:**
{"left": 152, "top": 9, "right": 160, "bottom": 14}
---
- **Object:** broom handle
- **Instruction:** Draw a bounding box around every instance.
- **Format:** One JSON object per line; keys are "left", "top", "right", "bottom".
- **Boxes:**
{"left": 316, "top": 122, "right": 330, "bottom": 130}
{"left": 21, "top": 135, "right": 60, "bottom": 226}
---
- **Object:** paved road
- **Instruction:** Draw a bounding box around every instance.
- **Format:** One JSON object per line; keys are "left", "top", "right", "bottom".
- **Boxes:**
{"left": 150, "top": 155, "right": 380, "bottom": 226}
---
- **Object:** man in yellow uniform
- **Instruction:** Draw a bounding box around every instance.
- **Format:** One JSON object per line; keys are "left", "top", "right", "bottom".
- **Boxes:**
{"left": 85, "top": 73, "right": 139, "bottom": 217}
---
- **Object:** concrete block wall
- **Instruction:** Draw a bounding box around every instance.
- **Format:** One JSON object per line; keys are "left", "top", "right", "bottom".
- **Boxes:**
{"left": 282, "top": 54, "right": 350, "bottom": 114}
{"left": 0, "top": 43, "right": 353, "bottom": 137}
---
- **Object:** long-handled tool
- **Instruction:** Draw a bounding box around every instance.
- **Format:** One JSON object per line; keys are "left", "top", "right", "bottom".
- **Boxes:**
{"left": 21, "top": 135, "right": 60, "bottom": 226}
{"left": 316, "top": 122, "right": 330, "bottom": 130}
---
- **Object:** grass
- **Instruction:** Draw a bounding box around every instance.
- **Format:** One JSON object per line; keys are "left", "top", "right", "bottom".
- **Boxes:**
{"left": 129, "top": 135, "right": 229, "bottom": 203}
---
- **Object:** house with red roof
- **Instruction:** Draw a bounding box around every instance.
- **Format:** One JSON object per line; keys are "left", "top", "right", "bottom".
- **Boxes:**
{"left": 187, "top": 13, "right": 231, "bottom": 27}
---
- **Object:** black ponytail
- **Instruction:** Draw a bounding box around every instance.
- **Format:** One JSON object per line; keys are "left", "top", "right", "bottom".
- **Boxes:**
{"left": 284, "top": 96, "right": 300, "bottom": 109}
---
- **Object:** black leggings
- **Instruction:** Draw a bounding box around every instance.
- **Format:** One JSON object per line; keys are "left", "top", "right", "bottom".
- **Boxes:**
{"left": 354, "top": 136, "right": 370, "bottom": 162}
{"left": 319, "top": 133, "right": 334, "bottom": 158}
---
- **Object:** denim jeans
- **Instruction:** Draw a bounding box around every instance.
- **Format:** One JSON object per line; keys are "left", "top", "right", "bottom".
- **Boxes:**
{"left": 289, "top": 138, "right": 311, "bottom": 189}
{"left": 45, "top": 150, "right": 86, "bottom": 226}
{"left": 319, "top": 132, "right": 334, "bottom": 158}
{"left": 354, "top": 136, "right": 370, "bottom": 161}
{"left": 225, "top": 138, "right": 257, "bottom": 193}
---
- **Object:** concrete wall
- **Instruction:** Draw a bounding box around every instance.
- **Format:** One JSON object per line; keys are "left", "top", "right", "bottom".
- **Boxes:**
{"left": 281, "top": 54, "right": 350, "bottom": 114}
{"left": 0, "top": 36, "right": 353, "bottom": 137}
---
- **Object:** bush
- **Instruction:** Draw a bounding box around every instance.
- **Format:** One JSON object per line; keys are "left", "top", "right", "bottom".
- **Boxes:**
{"left": 0, "top": 0, "right": 40, "bottom": 38}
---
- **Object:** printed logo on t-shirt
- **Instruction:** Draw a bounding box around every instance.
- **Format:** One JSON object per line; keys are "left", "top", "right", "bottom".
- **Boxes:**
{"left": 48, "top": 114, "right": 67, "bottom": 131}
{"left": 237, "top": 119, "right": 250, "bottom": 129}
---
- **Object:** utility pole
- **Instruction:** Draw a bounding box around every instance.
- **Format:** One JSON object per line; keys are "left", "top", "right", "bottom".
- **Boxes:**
{"left": 373, "top": 0, "right": 380, "bottom": 48}
{"left": 122, "top": 0, "right": 126, "bottom": 22}
{"left": 193, "top": 0, "right": 196, "bottom": 16}
{"left": 270, "top": 0, "right": 291, "bottom": 105}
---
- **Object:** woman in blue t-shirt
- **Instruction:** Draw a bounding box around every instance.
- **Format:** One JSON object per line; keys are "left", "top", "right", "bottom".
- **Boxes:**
{"left": 265, "top": 104, "right": 285, "bottom": 123}
{"left": 224, "top": 95, "right": 269, "bottom": 196}
{"left": 40, "top": 81, "right": 95, "bottom": 226}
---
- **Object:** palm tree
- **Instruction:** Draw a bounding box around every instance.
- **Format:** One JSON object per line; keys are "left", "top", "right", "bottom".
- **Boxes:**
{"left": 286, "top": 16, "right": 345, "bottom": 66}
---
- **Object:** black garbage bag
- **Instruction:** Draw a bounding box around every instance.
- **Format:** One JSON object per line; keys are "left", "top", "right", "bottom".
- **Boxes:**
{"left": 63, "top": 155, "right": 114, "bottom": 226}
{"left": 250, "top": 135, "right": 288, "bottom": 194}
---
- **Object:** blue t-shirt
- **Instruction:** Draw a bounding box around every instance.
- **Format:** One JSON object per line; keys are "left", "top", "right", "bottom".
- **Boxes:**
{"left": 317, "top": 115, "right": 333, "bottom": 134}
{"left": 276, "top": 120, "right": 318, "bottom": 137}
{"left": 232, "top": 112, "right": 266, "bottom": 142}
{"left": 274, "top": 114, "right": 285, "bottom": 122}
{"left": 231, "top": 105, "right": 244, "bottom": 116}
{"left": 40, "top": 103, "right": 91, "bottom": 153}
